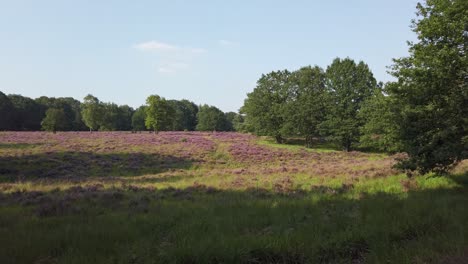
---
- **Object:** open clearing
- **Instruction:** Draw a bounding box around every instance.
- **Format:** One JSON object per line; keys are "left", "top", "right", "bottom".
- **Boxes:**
{"left": 0, "top": 132, "right": 467, "bottom": 263}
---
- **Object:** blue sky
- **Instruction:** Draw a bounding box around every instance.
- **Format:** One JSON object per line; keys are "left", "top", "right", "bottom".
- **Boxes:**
{"left": 0, "top": 0, "right": 418, "bottom": 112}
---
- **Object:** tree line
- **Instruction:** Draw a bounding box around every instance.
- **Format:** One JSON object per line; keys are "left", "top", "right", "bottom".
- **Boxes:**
{"left": 0, "top": 92, "right": 241, "bottom": 133}
{"left": 0, "top": 0, "right": 465, "bottom": 175}
{"left": 241, "top": 0, "right": 467, "bottom": 174}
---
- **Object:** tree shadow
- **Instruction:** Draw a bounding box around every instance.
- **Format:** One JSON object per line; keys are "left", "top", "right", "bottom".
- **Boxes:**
{"left": 1, "top": 173, "right": 467, "bottom": 263}
{"left": 0, "top": 151, "right": 195, "bottom": 182}
{"left": 0, "top": 143, "right": 43, "bottom": 150}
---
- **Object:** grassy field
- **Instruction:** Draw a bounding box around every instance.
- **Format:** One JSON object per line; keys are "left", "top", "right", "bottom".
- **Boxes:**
{"left": 0, "top": 132, "right": 467, "bottom": 263}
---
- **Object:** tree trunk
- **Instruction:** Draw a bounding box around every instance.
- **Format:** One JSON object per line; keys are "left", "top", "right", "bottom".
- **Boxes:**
{"left": 305, "top": 135, "right": 313, "bottom": 148}
{"left": 275, "top": 135, "right": 283, "bottom": 144}
{"left": 343, "top": 138, "right": 351, "bottom": 152}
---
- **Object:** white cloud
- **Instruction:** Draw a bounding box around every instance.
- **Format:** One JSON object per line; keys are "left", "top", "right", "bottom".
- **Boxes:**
{"left": 134, "top": 41, "right": 178, "bottom": 52}
{"left": 134, "top": 40, "right": 205, "bottom": 74}
{"left": 134, "top": 40, "right": 206, "bottom": 54}
{"left": 218, "top": 39, "right": 239, "bottom": 46}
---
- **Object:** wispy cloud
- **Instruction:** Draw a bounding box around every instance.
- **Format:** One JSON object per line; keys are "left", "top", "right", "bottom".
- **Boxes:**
{"left": 134, "top": 40, "right": 206, "bottom": 54}
{"left": 134, "top": 40, "right": 205, "bottom": 74}
{"left": 218, "top": 39, "right": 239, "bottom": 46}
{"left": 134, "top": 41, "right": 178, "bottom": 52}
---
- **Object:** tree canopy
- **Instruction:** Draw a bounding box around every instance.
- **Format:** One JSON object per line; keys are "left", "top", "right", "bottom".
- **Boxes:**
{"left": 196, "top": 105, "right": 231, "bottom": 131}
{"left": 387, "top": 0, "right": 468, "bottom": 173}
{"left": 41, "top": 108, "right": 67, "bottom": 133}
{"left": 145, "top": 95, "right": 174, "bottom": 133}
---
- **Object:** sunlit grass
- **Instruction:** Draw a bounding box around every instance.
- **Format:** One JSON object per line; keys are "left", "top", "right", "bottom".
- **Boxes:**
{"left": 0, "top": 132, "right": 467, "bottom": 263}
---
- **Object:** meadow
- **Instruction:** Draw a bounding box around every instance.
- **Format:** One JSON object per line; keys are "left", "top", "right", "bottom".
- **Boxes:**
{"left": 0, "top": 131, "right": 467, "bottom": 263}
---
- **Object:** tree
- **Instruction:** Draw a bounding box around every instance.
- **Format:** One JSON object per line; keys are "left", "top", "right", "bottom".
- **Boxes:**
{"left": 0, "top": 91, "right": 15, "bottom": 130}
{"left": 388, "top": 0, "right": 468, "bottom": 174}
{"left": 284, "top": 66, "right": 327, "bottom": 147}
{"left": 359, "top": 86, "right": 403, "bottom": 153}
{"left": 8, "top": 94, "right": 43, "bottom": 131}
{"left": 319, "top": 58, "right": 378, "bottom": 151}
{"left": 168, "top": 99, "right": 199, "bottom": 131}
{"left": 224, "top": 112, "right": 237, "bottom": 131}
{"left": 81, "top": 94, "right": 104, "bottom": 131}
{"left": 41, "top": 108, "right": 67, "bottom": 133}
{"left": 36, "top": 96, "right": 87, "bottom": 131}
{"left": 232, "top": 113, "right": 246, "bottom": 132}
{"left": 196, "top": 105, "right": 229, "bottom": 131}
{"left": 116, "top": 105, "right": 134, "bottom": 131}
{"left": 132, "top": 106, "right": 147, "bottom": 131}
{"left": 99, "top": 103, "right": 120, "bottom": 131}
{"left": 241, "top": 70, "right": 293, "bottom": 143}
{"left": 145, "top": 95, "right": 174, "bottom": 133}
{"left": 81, "top": 94, "right": 103, "bottom": 131}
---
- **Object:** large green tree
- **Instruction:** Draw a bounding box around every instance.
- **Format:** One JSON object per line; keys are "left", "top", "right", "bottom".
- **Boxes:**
{"left": 8, "top": 94, "right": 43, "bottom": 131}
{"left": 284, "top": 66, "right": 327, "bottom": 147}
{"left": 241, "top": 70, "right": 293, "bottom": 143}
{"left": 388, "top": 0, "right": 468, "bottom": 173}
{"left": 81, "top": 94, "right": 103, "bottom": 131}
{"left": 359, "top": 86, "right": 403, "bottom": 153}
{"left": 168, "top": 99, "right": 199, "bottom": 131}
{"left": 196, "top": 105, "right": 229, "bottom": 131}
{"left": 132, "top": 106, "right": 147, "bottom": 131}
{"left": 99, "top": 103, "right": 120, "bottom": 131}
{"left": 41, "top": 108, "right": 67, "bottom": 133}
{"left": 320, "top": 58, "right": 378, "bottom": 151}
{"left": 116, "top": 105, "right": 134, "bottom": 131}
{"left": 36, "top": 96, "right": 87, "bottom": 131}
{"left": 145, "top": 95, "right": 174, "bottom": 133}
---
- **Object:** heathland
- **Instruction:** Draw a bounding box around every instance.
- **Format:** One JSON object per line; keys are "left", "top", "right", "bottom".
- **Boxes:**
{"left": 0, "top": 131, "right": 467, "bottom": 263}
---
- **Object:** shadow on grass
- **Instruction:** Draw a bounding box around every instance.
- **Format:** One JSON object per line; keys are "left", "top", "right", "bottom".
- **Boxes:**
{"left": 0, "top": 151, "right": 195, "bottom": 182}
{"left": 0, "top": 173, "right": 467, "bottom": 263}
{"left": 0, "top": 143, "right": 43, "bottom": 150}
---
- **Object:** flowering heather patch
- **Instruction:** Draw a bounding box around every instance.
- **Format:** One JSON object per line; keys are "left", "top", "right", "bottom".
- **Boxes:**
{"left": 0, "top": 131, "right": 400, "bottom": 183}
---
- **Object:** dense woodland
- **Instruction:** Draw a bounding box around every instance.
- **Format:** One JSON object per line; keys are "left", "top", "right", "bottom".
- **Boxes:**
{"left": 0, "top": 92, "right": 241, "bottom": 133}
{"left": 0, "top": 1, "right": 466, "bottom": 175}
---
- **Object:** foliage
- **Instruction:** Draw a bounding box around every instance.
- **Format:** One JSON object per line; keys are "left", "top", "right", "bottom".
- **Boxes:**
{"left": 168, "top": 99, "right": 199, "bottom": 131}
{"left": 36, "top": 96, "right": 87, "bottom": 131}
{"left": 283, "top": 66, "right": 327, "bottom": 147}
{"left": 196, "top": 104, "right": 231, "bottom": 131}
{"left": 319, "top": 58, "right": 378, "bottom": 151}
{"left": 81, "top": 94, "right": 103, "bottom": 131}
{"left": 8, "top": 94, "right": 44, "bottom": 131}
{"left": 41, "top": 108, "right": 67, "bottom": 133}
{"left": 131, "top": 106, "right": 147, "bottom": 131}
{"left": 145, "top": 95, "right": 174, "bottom": 132}
{"left": 231, "top": 113, "right": 246, "bottom": 132}
{"left": 0, "top": 91, "right": 14, "bottom": 130}
{"left": 388, "top": 0, "right": 468, "bottom": 174}
{"left": 359, "top": 86, "right": 403, "bottom": 153}
{"left": 241, "top": 70, "right": 293, "bottom": 143}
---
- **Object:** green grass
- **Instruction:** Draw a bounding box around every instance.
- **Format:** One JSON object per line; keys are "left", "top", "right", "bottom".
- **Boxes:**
{"left": 0, "top": 132, "right": 467, "bottom": 263}
{"left": 258, "top": 138, "right": 340, "bottom": 153}
{"left": 1, "top": 173, "right": 467, "bottom": 263}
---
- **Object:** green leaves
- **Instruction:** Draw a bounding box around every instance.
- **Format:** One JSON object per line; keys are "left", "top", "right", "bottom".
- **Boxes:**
{"left": 320, "top": 58, "right": 378, "bottom": 151}
{"left": 388, "top": 0, "right": 468, "bottom": 173}
{"left": 145, "top": 95, "right": 174, "bottom": 133}
{"left": 243, "top": 60, "right": 378, "bottom": 149}
{"left": 81, "top": 94, "right": 103, "bottom": 131}
{"left": 196, "top": 105, "right": 230, "bottom": 131}
{"left": 41, "top": 108, "right": 67, "bottom": 133}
